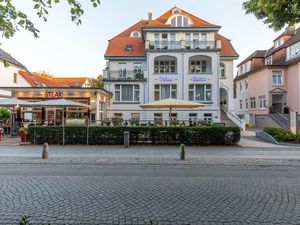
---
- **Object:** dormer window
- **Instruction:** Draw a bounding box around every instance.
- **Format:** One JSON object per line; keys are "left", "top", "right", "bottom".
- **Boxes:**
{"left": 168, "top": 15, "right": 191, "bottom": 27}
{"left": 125, "top": 45, "right": 133, "bottom": 51}
{"left": 265, "top": 56, "right": 272, "bottom": 65}
{"left": 274, "top": 37, "right": 284, "bottom": 48}
{"left": 130, "top": 31, "right": 141, "bottom": 38}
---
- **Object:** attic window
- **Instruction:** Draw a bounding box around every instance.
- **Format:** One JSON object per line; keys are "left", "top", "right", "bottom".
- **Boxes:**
{"left": 130, "top": 31, "right": 141, "bottom": 38}
{"left": 169, "top": 15, "right": 191, "bottom": 27}
{"left": 125, "top": 45, "right": 133, "bottom": 51}
{"left": 172, "top": 8, "right": 181, "bottom": 14}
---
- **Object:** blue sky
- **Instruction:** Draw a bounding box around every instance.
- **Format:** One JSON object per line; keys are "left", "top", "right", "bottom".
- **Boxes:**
{"left": 1, "top": 0, "right": 283, "bottom": 77}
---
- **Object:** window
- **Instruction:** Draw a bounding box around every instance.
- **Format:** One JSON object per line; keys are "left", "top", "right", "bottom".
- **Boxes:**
{"left": 118, "top": 63, "right": 127, "bottom": 78}
{"left": 201, "top": 33, "right": 207, "bottom": 49}
{"left": 170, "top": 33, "right": 177, "bottom": 49}
{"left": 259, "top": 95, "right": 267, "bottom": 109}
{"left": 154, "top": 113, "right": 163, "bottom": 124}
{"left": 133, "top": 63, "right": 142, "bottom": 76}
{"left": 154, "top": 84, "right": 177, "bottom": 100}
{"left": 13, "top": 73, "right": 18, "bottom": 84}
{"left": 239, "top": 100, "right": 243, "bottom": 110}
{"left": 220, "top": 63, "right": 225, "bottom": 78}
{"left": 154, "top": 33, "right": 160, "bottom": 49}
{"left": 265, "top": 56, "right": 272, "bottom": 65}
{"left": 114, "top": 113, "right": 122, "bottom": 118}
{"left": 193, "top": 33, "right": 199, "bottom": 49}
{"left": 115, "top": 84, "right": 140, "bottom": 102}
{"left": 189, "top": 113, "right": 197, "bottom": 122}
{"left": 239, "top": 82, "right": 243, "bottom": 92}
{"left": 189, "top": 55, "right": 212, "bottom": 74}
{"left": 185, "top": 33, "right": 191, "bottom": 49}
{"left": 275, "top": 37, "right": 284, "bottom": 48}
{"left": 250, "top": 97, "right": 256, "bottom": 109}
{"left": 131, "top": 113, "right": 140, "bottom": 125}
{"left": 130, "top": 31, "right": 141, "bottom": 37}
{"left": 170, "top": 15, "right": 191, "bottom": 27}
{"left": 189, "top": 84, "right": 212, "bottom": 102}
{"left": 289, "top": 42, "right": 300, "bottom": 59}
{"left": 245, "top": 80, "right": 248, "bottom": 91}
{"left": 245, "top": 99, "right": 248, "bottom": 110}
{"left": 272, "top": 70, "right": 283, "bottom": 85}
{"left": 125, "top": 45, "right": 133, "bottom": 51}
{"left": 204, "top": 113, "right": 213, "bottom": 124}
{"left": 161, "top": 33, "right": 168, "bottom": 49}
{"left": 154, "top": 56, "right": 176, "bottom": 74}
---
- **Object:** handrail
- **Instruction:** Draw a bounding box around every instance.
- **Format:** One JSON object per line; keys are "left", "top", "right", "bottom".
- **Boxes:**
{"left": 221, "top": 105, "right": 246, "bottom": 131}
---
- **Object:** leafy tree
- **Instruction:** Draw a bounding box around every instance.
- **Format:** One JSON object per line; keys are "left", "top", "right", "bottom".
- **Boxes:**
{"left": 0, "top": 0, "right": 100, "bottom": 39}
{"left": 243, "top": 0, "right": 300, "bottom": 31}
{"left": 88, "top": 75, "right": 104, "bottom": 88}
{"left": 0, "top": 108, "right": 11, "bottom": 120}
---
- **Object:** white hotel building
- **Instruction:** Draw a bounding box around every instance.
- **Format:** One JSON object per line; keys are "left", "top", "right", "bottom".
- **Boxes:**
{"left": 104, "top": 7, "right": 239, "bottom": 123}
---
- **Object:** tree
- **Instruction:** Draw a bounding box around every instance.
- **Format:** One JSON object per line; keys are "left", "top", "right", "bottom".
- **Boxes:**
{"left": 0, "top": 108, "right": 11, "bottom": 120}
{"left": 243, "top": 0, "right": 300, "bottom": 31}
{"left": 0, "top": 0, "right": 100, "bottom": 39}
{"left": 88, "top": 75, "right": 104, "bottom": 88}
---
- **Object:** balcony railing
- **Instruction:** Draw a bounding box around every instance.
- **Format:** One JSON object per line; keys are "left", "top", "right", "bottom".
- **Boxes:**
{"left": 104, "top": 70, "right": 145, "bottom": 80}
{"left": 147, "top": 41, "right": 217, "bottom": 50}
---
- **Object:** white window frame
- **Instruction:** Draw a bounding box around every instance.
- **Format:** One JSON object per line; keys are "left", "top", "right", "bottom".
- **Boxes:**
{"left": 245, "top": 80, "right": 248, "bottom": 91}
{"left": 189, "top": 84, "right": 212, "bottom": 102}
{"left": 203, "top": 113, "right": 213, "bottom": 124}
{"left": 250, "top": 97, "right": 256, "bottom": 109}
{"left": 239, "top": 100, "right": 243, "bottom": 110}
{"left": 288, "top": 42, "right": 300, "bottom": 60}
{"left": 154, "top": 84, "right": 177, "bottom": 101}
{"left": 115, "top": 84, "right": 140, "bottom": 102}
{"left": 239, "top": 82, "right": 243, "bottom": 92}
{"left": 265, "top": 56, "right": 272, "bottom": 65}
{"left": 272, "top": 70, "right": 283, "bottom": 85}
{"left": 259, "top": 95, "right": 267, "bottom": 109}
{"left": 245, "top": 99, "right": 248, "bottom": 110}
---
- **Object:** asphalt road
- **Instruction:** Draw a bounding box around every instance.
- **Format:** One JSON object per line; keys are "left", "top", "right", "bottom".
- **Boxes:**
{"left": 0, "top": 164, "right": 300, "bottom": 225}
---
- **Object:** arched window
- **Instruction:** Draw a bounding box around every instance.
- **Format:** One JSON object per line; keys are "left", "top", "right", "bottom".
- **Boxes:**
{"left": 130, "top": 31, "right": 141, "bottom": 38}
{"left": 189, "top": 55, "right": 212, "bottom": 74}
{"left": 154, "top": 56, "right": 177, "bottom": 74}
{"left": 220, "top": 63, "right": 226, "bottom": 78}
{"left": 169, "top": 15, "right": 191, "bottom": 27}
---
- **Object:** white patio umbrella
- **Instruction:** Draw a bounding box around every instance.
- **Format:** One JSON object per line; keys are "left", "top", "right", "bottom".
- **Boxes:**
{"left": 139, "top": 98, "right": 206, "bottom": 124}
{"left": 33, "top": 99, "right": 90, "bottom": 145}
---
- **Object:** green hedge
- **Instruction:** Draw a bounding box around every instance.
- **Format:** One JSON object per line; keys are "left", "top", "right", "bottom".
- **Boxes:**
{"left": 28, "top": 126, "right": 241, "bottom": 145}
{"left": 263, "top": 127, "right": 297, "bottom": 142}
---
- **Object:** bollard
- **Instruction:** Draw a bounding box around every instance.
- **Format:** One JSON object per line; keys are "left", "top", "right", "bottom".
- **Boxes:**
{"left": 124, "top": 131, "right": 130, "bottom": 148}
{"left": 180, "top": 143, "right": 186, "bottom": 160}
{"left": 42, "top": 143, "right": 49, "bottom": 159}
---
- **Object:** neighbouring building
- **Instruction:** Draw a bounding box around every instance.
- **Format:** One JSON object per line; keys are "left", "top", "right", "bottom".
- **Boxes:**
{"left": 234, "top": 26, "right": 300, "bottom": 128}
{"left": 0, "top": 48, "right": 31, "bottom": 97}
{"left": 104, "top": 7, "right": 239, "bottom": 124}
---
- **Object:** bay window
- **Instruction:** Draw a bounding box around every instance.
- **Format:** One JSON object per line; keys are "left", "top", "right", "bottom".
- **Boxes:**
{"left": 115, "top": 84, "right": 140, "bottom": 102}
{"left": 154, "top": 84, "right": 177, "bottom": 100}
{"left": 189, "top": 84, "right": 212, "bottom": 102}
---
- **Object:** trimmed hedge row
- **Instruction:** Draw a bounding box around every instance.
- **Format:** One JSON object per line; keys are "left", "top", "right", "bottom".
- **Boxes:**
{"left": 28, "top": 126, "right": 241, "bottom": 145}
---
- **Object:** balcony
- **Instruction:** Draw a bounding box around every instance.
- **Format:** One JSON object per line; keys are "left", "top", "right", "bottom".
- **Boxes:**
{"left": 147, "top": 40, "right": 220, "bottom": 50}
{"left": 103, "top": 70, "right": 146, "bottom": 81}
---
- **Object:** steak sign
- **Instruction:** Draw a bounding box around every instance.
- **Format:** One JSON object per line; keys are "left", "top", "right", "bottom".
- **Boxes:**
{"left": 43, "top": 92, "right": 63, "bottom": 98}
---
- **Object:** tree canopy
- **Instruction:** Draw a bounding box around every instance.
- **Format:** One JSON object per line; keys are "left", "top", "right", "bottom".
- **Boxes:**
{"left": 0, "top": 0, "right": 100, "bottom": 38}
{"left": 243, "top": 0, "right": 300, "bottom": 31}
{"left": 88, "top": 75, "right": 104, "bottom": 88}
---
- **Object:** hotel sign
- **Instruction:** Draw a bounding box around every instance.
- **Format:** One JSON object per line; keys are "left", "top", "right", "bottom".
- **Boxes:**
{"left": 159, "top": 76, "right": 173, "bottom": 82}
{"left": 192, "top": 76, "right": 209, "bottom": 82}
{"left": 43, "top": 92, "right": 63, "bottom": 98}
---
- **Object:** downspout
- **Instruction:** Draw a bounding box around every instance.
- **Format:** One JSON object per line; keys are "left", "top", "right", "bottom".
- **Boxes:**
{"left": 181, "top": 53, "right": 184, "bottom": 100}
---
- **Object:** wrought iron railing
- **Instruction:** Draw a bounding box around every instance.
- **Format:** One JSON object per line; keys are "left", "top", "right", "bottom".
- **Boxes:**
{"left": 104, "top": 70, "right": 145, "bottom": 80}
{"left": 148, "top": 41, "right": 216, "bottom": 50}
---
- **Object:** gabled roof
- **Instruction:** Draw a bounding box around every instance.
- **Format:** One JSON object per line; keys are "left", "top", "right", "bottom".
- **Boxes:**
{"left": 105, "top": 7, "right": 237, "bottom": 58}
{"left": 145, "top": 7, "right": 220, "bottom": 28}
{"left": 49, "top": 77, "right": 89, "bottom": 87}
{"left": 19, "top": 71, "right": 67, "bottom": 87}
{"left": 0, "top": 48, "right": 26, "bottom": 69}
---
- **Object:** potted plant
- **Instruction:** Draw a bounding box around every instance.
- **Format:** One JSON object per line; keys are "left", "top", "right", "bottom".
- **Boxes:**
{"left": 19, "top": 128, "right": 28, "bottom": 142}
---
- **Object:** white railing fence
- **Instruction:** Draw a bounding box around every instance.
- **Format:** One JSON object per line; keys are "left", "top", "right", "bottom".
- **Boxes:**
{"left": 221, "top": 106, "right": 246, "bottom": 131}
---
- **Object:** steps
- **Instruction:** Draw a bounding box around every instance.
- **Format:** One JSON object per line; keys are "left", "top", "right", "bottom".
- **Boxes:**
{"left": 221, "top": 110, "right": 236, "bottom": 126}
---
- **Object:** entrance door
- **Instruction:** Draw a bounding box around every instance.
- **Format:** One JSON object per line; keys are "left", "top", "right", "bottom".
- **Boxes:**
{"left": 272, "top": 94, "right": 284, "bottom": 113}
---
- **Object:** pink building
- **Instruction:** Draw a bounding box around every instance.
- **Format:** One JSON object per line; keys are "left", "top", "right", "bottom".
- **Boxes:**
{"left": 234, "top": 27, "right": 300, "bottom": 128}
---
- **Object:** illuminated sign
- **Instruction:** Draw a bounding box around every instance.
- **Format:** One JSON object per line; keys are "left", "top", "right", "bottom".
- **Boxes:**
{"left": 192, "top": 76, "right": 208, "bottom": 82}
{"left": 43, "top": 92, "right": 63, "bottom": 98}
{"left": 159, "top": 76, "right": 173, "bottom": 82}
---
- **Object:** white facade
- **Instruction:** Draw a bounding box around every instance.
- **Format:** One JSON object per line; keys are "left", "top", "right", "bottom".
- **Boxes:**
{"left": 104, "top": 8, "right": 238, "bottom": 123}
{"left": 0, "top": 61, "right": 30, "bottom": 98}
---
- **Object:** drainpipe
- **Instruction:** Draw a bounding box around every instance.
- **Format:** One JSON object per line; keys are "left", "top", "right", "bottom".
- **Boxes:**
{"left": 181, "top": 53, "right": 184, "bottom": 100}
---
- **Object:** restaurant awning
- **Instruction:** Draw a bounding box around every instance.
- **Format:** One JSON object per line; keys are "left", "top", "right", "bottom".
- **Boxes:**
{"left": 0, "top": 98, "right": 35, "bottom": 107}
{"left": 32, "top": 99, "right": 89, "bottom": 108}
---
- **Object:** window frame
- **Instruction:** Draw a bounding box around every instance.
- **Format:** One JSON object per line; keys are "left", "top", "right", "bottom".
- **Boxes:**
{"left": 259, "top": 95, "right": 267, "bottom": 109}
{"left": 189, "top": 55, "right": 212, "bottom": 74}
{"left": 154, "top": 84, "right": 177, "bottom": 101}
{"left": 272, "top": 70, "right": 283, "bottom": 85}
{"left": 115, "top": 84, "right": 140, "bottom": 102}
{"left": 188, "top": 84, "right": 212, "bottom": 103}
{"left": 250, "top": 97, "right": 256, "bottom": 109}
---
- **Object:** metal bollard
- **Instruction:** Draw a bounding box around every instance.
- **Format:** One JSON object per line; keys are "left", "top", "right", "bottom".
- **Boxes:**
{"left": 124, "top": 131, "right": 130, "bottom": 148}
{"left": 180, "top": 143, "right": 186, "bottom": 160}
{"left": 42, "top": 143, "right": 49, "bottom": 159}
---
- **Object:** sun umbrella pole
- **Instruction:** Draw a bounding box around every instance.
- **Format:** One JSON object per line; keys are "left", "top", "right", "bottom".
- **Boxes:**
{"left": 62, "top": 107, "right": 65, "bottom": 145}
{"left": 169, "top": 107, "right": 172, "bottom": 126}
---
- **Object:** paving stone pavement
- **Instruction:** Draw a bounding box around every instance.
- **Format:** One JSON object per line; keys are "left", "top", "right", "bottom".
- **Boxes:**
{"left": 0, "top": 175, "right": 300, "bottom": 225}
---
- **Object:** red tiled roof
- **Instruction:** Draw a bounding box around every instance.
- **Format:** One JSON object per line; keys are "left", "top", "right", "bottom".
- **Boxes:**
{"left": 48, "top": 77, "right": 89, "bottom": 87}
{"left": 105, "top": 8, "right": 238, "bottom": 58}
{"left": 19, "top": 71, "right": 67, "bottom": 87}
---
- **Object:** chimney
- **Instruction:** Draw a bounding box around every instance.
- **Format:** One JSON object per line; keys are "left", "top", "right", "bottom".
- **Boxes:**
{"left": 148, "top": 12, "right": 152, "bottom": 23}
{"left": 286, "top": 25, "right": 296, "bottom": 33}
